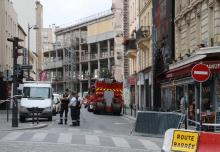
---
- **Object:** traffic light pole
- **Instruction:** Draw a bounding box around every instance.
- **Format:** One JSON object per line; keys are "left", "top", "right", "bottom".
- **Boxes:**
{"left": 12, "top": 39, "right": 18, "bottom": 127}
{"left": 7, "top": 37, "right": 23, "bottom": 127}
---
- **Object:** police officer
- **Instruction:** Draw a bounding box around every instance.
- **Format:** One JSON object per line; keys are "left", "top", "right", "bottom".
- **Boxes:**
{"left": 69, "top": 91, "right": 81, "bottom": 126}
{"left": 58, "top": 89, "right": 70, "bottom": 125}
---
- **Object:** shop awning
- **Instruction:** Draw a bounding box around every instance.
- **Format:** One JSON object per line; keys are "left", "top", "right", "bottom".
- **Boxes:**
{"left": 166, "top": 60, "right": 220, "bottom": 79}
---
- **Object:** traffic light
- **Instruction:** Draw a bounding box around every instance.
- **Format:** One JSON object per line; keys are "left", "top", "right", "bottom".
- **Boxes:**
{"left": 17, "top": 65, "right": 24, "bottom": 84}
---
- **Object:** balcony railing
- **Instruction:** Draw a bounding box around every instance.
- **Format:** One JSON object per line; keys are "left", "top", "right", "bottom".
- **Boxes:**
{"left": 100, "top": 52, "right": 109, "bottom": 58}
{"left": 91, "top": 53, "right": 98, "bottom": 60}
{"left": 43, "top": 58, "right": 63, "bottom": 70}
{"left": 81, "top": 54, "right": 89, "bottom": 61}
{"left": 136, "top": 26, "right": 150, "bottom": 41}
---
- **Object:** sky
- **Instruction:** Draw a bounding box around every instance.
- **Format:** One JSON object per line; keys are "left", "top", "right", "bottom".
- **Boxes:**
{"left": 40, "top": 0, "right": 112, "bottom": 28}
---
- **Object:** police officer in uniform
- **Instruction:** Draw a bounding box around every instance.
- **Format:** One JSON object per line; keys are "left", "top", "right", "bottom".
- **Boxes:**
{"left": 58, "top": 89, "right": 70, "bottom": 124}
{"left": 69, "top": 91, "right": 81, "bottom": 126}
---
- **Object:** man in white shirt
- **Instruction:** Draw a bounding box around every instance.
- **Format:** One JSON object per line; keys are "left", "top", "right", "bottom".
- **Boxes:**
{"left": 69, "top": 91, "right": 81, "bottom": 126}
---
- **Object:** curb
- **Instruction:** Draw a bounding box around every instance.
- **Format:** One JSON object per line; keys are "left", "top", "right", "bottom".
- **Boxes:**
{"left": 123, "top": 114, "right": 136, "bottom": 121}
{"left": 0, "top": 124, "right": 48, "bottom": 131}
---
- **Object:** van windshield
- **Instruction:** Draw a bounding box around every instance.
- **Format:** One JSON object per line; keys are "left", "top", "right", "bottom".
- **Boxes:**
{"left": 23, "top": 87, "right": 50, "bottom": 99}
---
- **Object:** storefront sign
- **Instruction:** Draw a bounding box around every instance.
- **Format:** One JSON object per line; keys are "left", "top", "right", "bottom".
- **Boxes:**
{"left": 171, "top": 130, "right": 199, "bottom": 152}
{"left": 191, "top": 64, "right": 210, "bottom": 82}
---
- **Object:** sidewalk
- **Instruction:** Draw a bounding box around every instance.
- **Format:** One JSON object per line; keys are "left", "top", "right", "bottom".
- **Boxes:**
{"left": 0, "top": 110, "right": 48, "bottom": 131}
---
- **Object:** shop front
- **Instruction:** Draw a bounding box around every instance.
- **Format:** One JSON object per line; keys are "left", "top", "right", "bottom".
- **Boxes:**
{"left": 161, "top": 57, "right": 220, "bottom": 131}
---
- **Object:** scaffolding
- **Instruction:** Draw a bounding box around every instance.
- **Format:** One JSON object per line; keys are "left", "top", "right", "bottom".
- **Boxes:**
{"left": 63, "top": 46, "right": 79, "bottom": 92}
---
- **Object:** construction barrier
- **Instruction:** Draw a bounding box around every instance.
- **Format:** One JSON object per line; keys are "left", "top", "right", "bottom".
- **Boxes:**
{"left": 162, "top": 129, "right": 220, "bottom": 152}
{"left": 197, "top": 132, "right": 220, "bottom": 152}
{"left": 134, "top": 111, "right": 185, "bottom": 135}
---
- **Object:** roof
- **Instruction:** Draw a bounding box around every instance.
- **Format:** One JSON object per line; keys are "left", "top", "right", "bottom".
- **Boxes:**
{"left": 23, "top": 81, "right": 52, "bottom": 88}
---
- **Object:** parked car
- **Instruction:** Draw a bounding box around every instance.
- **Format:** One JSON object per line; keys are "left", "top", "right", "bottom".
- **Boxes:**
{"left": 52, "top": 93, "right": 61, "bottom": 115}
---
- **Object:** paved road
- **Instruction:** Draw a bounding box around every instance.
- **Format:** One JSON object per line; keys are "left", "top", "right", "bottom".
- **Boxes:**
{"left": 0, "top": 108, "right": 163, "bottom": 152}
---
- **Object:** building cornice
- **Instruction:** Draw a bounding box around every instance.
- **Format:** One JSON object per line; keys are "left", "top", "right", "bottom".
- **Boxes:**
{"left": 174, "top": 0, "right": 204, "bottom": 23}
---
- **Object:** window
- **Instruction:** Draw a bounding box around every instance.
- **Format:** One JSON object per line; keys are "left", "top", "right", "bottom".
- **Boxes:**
{"left": 23, "top": 87, "right": 51, "bottom": 99}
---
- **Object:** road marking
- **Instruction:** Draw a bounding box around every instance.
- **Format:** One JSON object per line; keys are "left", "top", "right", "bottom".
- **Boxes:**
{"left": 94, "top": 130, "right": 103, "bottom": 134}
{"left": 139, "top": 139, "right": 161, "bottom": 151}
{"left": 1, "top": 132, "right": 23, "bottom": 141}
{"left": 68, "top": 128, "right": 81, "bottom": 132}
{"left": 112, "top": 137, "right": 130, "bottom": 148}
{"left": 31, "top": 132, "right": 47, "bottom": 142}
{"left": 57, "top": 133, "right": 72, "bottom": 144}
{"left": 85, "top": 135, "right": 100, "bottom": 146}
{"left": 113, "top": 122, "right": 128, "bottom": 125}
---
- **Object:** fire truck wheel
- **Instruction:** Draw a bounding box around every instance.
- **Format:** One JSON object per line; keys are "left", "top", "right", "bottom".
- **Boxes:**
{"left": 87, "top": 105, "right": 93, "bottom": 112}
{"left": 112, "top": 103, "right": 122, "bottom": 115}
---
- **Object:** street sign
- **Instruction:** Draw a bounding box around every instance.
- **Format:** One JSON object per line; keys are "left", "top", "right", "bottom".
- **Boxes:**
{"left": 21, "top": 64, "right": 33, "bottom": 70}
{"left": 3, "top": 70, "right": 13, "bottom": 82}
{"left": 171, "top": 130, "right": 199, "bottom": 152}
{"left": 191, "top": 64, "right": 210, "bottom": 82}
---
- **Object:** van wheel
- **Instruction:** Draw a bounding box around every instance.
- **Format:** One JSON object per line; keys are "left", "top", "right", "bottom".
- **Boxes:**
{"left": 20, "top": 116, "right": 26, "bottom": 122}
{"left": 48, "top": 116, "right": 52, "bottom": 121}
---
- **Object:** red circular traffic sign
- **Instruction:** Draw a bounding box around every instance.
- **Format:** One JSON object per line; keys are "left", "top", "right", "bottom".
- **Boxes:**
{"left": 191, "top": 64, "right": 211, "bottom": 82}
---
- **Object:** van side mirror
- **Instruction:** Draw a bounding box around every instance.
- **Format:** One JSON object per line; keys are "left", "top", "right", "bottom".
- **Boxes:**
{"left": 52, "top": 95, "right": 54, "bottom": 100}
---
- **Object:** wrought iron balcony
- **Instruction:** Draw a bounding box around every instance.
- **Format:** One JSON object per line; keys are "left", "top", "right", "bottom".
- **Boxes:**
{"left": 124, "top": 39, "right": 137, "bottom": 50}
{"left": 124, "top": 39, "right": 137, "bottom": 58}
{"left": 136, "top": 26, "right": 150, "bottom": 41}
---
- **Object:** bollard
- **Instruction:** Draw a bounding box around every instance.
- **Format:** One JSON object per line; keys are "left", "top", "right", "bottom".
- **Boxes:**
{"left": 32, "top": 108, "right": 35, "bottom": 124}
{"left": 6, "top": 100, "right": 9, "bottom": 122}
{"left": 36, "top": 107, "right": 39, "bottom": 124}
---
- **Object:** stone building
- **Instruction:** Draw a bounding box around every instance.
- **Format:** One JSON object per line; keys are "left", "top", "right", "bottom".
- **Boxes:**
{"left": 161, "top": 0, "right": 220, "bottom": 130}
{"left": 124, "top": 0, "right": 154, "bottom": 116}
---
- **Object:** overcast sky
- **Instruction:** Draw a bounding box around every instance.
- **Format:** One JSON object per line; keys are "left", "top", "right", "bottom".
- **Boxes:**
{"left": 40, "top": 0, "right": 112, "bottom": 28}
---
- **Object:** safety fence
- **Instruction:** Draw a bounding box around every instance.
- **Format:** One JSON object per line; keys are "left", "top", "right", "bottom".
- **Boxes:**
{"left": 0, "top": 99, "right": 11, "bottom": 123}
{"left": 131, "top": 111, "right": 185, "bottom": 135}
{"left": 162, "top": 128, "right": 220, "bottom": 152}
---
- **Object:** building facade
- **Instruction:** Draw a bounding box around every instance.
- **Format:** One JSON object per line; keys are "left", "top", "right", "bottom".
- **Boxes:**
{"left": 12, "top": 0, "right": 37, "bottom": 52}
{"left": 42, "top": 25, "right": 56, "bottom": 53}
{"left": 161, "top": 0, "right": 220, "bottom": 130}
{"left": 43, "top": 10, "right": 124, "bottom": 95}
{"left": 0, "top": 0, "right": 18, "bottom": 109}
{"left": 35, "top": 1, "right": 43, "bottom": 77}
{"left": 152, "top": 0, "right": 175, "bottom": 110}
{"left": 124, "top": 0, "right": 154, "bottom": 116}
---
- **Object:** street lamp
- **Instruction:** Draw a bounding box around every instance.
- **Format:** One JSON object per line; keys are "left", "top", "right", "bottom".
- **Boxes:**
{"left": 27, "top": 23, "right": 39, "bottom": 80}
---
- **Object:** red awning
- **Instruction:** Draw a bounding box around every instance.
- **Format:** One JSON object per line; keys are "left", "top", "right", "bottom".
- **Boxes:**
{"left": 165, "top": 60, "right": 220, "bottom": 79}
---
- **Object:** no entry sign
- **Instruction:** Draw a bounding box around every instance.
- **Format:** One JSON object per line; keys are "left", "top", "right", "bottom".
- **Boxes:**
{"left": 191, "top": 64, "right": 210, "bottom": 82}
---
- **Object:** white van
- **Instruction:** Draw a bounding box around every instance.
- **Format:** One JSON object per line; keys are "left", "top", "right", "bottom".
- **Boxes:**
{"left": 19, "top": 81, "right": 53, "bottom": 122}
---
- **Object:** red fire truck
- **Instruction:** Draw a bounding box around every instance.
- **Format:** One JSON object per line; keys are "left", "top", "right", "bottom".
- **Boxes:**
{"left": 85, "top": 79, "right": 123, "bottom": 115}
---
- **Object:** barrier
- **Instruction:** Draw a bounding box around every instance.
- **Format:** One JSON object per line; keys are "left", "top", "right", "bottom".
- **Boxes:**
{"left": 162, "top": 129, "right": 220, "bottom": 152}
{"left": 197, "top": 132, "right": 220, "bottom": 152}
{"left": 134, "top": 111, "right": 185, "bottom": 135}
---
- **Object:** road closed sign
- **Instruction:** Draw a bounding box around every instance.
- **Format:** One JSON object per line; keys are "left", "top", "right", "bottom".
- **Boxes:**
{"left": 171, "top": 130, "right": 199, "bottom": 152}
{"left": 191, "top": 63, "right": 210, "bottom": 82}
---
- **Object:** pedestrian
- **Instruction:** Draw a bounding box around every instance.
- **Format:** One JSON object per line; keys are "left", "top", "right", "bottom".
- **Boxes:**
{"left": 58, "top": 88, "right": 70, "bottom": 125}
{"left": 69, "top": 91, "right": 81, "bottom": 126}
